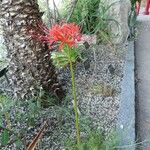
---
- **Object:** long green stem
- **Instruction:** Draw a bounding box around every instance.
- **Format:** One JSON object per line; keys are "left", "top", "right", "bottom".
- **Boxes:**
{"left": 69, "top": 60, "right": 81, "bottom": 149}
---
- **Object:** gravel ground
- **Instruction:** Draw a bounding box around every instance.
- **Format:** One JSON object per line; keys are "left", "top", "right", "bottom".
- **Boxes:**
{"left": 0, "top": 43, "right": 128, "bottom": 150}
{"left": 58, "top": 43, "right": 127, "bottom": 134}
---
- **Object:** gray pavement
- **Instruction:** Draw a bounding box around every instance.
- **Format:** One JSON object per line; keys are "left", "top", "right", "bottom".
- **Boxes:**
{"left": 135, "top": 13, "right": 150, "bottom": 149}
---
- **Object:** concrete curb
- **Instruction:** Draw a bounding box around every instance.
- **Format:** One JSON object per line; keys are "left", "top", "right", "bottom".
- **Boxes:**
{"left": 117, "top": 41, "right": 135, "bottom": 150}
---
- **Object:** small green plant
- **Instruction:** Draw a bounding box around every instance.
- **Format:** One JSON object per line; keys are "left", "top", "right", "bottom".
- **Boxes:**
{"left": 0, "top": 94, "right": 13, "bottom": 130}
{"left": 0, "top": 94, "right": 43, "bottom": 149}
{"left": 65, "top": 130, "right": 118, "bottom": 150}
{"left": 95, "top": 2, "right": 119, "bottom": 44}
{"left": 1, "top": 129, "right": 10, "bottom": 146}
{"left": 60, "top": 0, "right": 118, "bottom": 44}
{"left": 128, "top": 0, "right": 141, "bottom": 39}
{"left": 89, "top": 82, "right": 116, "bottom": 97}
{"left": 0, "top": 94, "right": 22, "bottom": 148}
{"left": 0, "top": 93, "right": 93, "bottom": 149}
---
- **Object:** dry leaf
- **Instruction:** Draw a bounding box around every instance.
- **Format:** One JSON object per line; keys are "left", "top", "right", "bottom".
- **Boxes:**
{"left": 26, "top": 121, "right": 47, "bottom": 150}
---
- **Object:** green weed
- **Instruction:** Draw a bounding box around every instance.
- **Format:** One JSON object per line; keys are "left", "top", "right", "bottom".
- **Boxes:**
{"left": 65, "top": 130, "right": 118, "bottom": 150}
{"left": 61, "top": 0, "right": 118, "bottom": 44}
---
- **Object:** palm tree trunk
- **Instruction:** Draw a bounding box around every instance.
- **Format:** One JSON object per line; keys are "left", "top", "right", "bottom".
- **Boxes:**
{"left": 0, "top": 0, "right": 64, "bottom": 100}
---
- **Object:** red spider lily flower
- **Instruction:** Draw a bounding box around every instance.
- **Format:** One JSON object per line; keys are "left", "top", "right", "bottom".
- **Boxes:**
{"left": 29, "top": 22, "right": 81, "bottom": 50}
{"left": 48, "top": 23, "right": 81, "bottom": 50}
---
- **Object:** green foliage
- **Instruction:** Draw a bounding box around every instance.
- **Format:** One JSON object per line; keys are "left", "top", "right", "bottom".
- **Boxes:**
{"left": 61, "top": 0, "right": 117, "bottom": 44}
{"left": 1, "top": 129, "right": 9, "bottom": 146}
{"left": 0, "top": 94, "right": 13, "bottom": 112}
{"left": 130, "top": 0, "right": 141, "bottom": 10}
{"left": 69, "top": 0, "right": 100, "bottom": 34}
{"left": 0, "top": 94, "right": 42, "bottom": 148}
{"left": 95, "top": 2, "right": 119, "bottom": 44}
{"left": 0, "top": 94, "right": 13, "bottom": 129}
{"left": 65, "top": 130, "right": 118, "bottom": 150}
{"left": 0, "top": 93, "right": 123, "bottom": 149}
{"left": 0, "top": 93, "right": 75, "bottom": 149}
{"left": 128, "top": 0, "right": 141, "bottom": 39}
{"left": 51, "top": 44, "right": 81, "bottom": 68}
